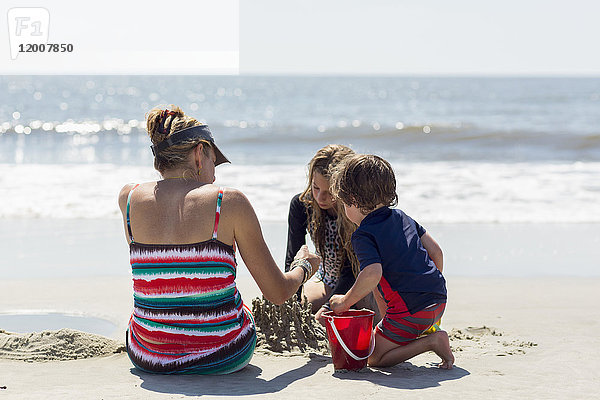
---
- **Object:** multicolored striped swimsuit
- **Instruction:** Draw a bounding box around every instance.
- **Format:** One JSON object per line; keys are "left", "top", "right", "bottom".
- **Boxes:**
{"left": 125, "top": 185, "right": 256, "bottom": 374}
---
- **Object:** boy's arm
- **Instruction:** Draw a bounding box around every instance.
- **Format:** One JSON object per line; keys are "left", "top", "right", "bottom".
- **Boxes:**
{"left": 421, "top": 232, "right": 444, "bottom": 272}
{"left": 371, "top": 288, "right": 387, "bottom": 318}
{"left": 330, "top": 263, "right": 382, "bottom": 314}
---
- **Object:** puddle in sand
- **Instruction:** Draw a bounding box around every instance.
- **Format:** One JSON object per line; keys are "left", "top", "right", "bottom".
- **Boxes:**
{"left": 0, "top": 312, "right": 117, "bottom": 337}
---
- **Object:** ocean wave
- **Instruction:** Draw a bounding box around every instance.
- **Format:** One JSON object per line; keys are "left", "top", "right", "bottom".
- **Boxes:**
{"left": 1, "top": 119, "right": 599, "bottom": 165}
{"left": 2, "top": 161, "right": 599, "bottom": 224}
{"left": 1, "top": 117, "right": 597, "bottom": 141}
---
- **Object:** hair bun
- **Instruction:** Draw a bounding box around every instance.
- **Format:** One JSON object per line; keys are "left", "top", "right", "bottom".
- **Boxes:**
{"left": 146, "top": 105, "right": 185, "bottom": 145}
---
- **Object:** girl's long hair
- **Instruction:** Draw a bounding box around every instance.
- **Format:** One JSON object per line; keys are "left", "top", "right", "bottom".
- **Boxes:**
{"left": 299, "top": 144, "right": 359, "bottom": 277}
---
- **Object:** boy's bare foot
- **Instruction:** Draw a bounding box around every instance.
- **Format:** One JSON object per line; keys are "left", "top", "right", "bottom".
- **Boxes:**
{"left": 430, "top": 331, "right": 454, "bottom": 369}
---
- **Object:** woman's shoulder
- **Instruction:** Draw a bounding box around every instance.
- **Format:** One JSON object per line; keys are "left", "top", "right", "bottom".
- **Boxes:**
{"left": 118, "top": 182, "right": 139, "bottom": 213}
{"left": 182, "top": 185, "right": 249, "bottom": 210}
{"left": 220, "top": 186, "right": 248, "bottom": 203}
{"left": 217, "top": 187, "right": 259, "bottom": 232}
{"left": 217, "top": 187, "right": 255, "bottom": 216}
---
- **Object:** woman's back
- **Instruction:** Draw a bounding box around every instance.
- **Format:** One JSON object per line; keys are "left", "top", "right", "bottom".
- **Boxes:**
{"left": 123, "top": 183, "right": 256, "bottom": 374}
{"left": 122, "top": 181, "right": 235, "bottom": 247}
{"left": 119, "top": 104, "right": 320, "bottom": 374}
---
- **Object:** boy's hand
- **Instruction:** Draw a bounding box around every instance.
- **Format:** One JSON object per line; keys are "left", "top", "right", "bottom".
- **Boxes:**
{"left": 329, "top": 294, "right": 350, "bottom": 314}
{"left": 315, "top": 306, "right": 328, "bottom": 326}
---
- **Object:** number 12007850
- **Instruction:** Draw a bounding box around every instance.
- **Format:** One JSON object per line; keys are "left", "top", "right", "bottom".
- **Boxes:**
{"left": 19, "top": 43, "right": 73, "bottom": 53}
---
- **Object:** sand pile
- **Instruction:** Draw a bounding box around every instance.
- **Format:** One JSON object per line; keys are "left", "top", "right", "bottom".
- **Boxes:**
{"left": 251, "top": 296, "right": 329, "bottom": 354}
{"left": 0, "top": 329, "right": 125, "bottom": 362}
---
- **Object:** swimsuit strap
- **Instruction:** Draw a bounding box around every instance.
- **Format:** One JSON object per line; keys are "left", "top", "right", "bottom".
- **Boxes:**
{"left": 126, "top": 184, "right": 140, "bottom": 244}
{"left": 212, "top": 187, "right": 224, "bottom": 240}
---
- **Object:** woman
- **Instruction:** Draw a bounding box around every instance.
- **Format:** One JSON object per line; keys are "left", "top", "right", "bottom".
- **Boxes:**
{"left": 118, "top": 105, "right": 320, "bottom": 374}
{"left": 285, "top": 145, "right": 374, "bottom": 323}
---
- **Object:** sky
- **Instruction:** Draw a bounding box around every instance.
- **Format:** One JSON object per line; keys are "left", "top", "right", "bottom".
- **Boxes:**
{"left": 1, "top": 0, "right": 599, "bottom": 75}
{"left": 241, "top": 0, "right": 600, "bottom": 75}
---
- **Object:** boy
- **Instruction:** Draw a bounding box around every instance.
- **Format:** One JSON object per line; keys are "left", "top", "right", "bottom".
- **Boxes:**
{"left": 329, "top": 154, "right": 454, "bottom": 369}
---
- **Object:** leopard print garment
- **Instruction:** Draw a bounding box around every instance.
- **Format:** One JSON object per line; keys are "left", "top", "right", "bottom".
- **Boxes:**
{"left": 311, "top": 214, "right": 342, "bottom": 289}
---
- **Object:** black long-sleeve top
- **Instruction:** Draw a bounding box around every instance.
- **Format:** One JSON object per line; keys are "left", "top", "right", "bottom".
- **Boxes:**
{"left": 284, "top": 193, "right": 356, "bottom": 300}
{"left": 285, "top": 193, "right": 309, "bottom": 273}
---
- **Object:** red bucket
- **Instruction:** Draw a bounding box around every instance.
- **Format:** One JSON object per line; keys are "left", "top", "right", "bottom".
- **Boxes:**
{"left": 323, "top": 309, "right": 375, "bottom": 371}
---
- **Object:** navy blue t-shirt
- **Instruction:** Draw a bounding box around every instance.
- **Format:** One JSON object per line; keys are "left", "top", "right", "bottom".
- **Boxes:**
{"left": 351, "top": 207, "right": 447, "bottom": 315}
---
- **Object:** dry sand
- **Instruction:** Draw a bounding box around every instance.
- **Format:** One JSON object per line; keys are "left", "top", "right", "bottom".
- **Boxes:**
{"left": 0, "top": 275, "right": 598, "bottom": 399}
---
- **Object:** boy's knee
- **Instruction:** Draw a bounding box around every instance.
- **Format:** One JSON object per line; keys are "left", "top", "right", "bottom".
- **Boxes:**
{"left": 367, "top": 346, "right": 386, "bottom": 367}
{"left": 367, "top": 354, "right": 380, "bottom": 367}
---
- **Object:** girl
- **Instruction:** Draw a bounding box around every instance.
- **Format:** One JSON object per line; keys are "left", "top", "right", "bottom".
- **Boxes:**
{"left": 285, "top": 144, "right": 378, "bottom": 323}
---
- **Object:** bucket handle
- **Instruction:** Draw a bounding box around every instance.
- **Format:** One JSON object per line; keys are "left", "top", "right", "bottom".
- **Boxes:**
{"left": 327, "top": 315, "right": 375, "bottom": 361}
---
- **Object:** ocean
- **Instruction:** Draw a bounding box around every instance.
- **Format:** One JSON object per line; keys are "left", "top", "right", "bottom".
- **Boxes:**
{"left": 1, "top": 76, "right": 598, "bottom": 224}
{"left": 1, "top": 75, "right": 600, "bottom": 279}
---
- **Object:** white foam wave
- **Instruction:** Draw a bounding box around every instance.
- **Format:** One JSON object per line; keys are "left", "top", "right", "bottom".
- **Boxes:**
{"left": 1, "top": 161, "right": 599, "bottom": 223}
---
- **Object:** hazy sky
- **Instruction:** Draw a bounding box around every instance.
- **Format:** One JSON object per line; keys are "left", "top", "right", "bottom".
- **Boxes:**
{"left": 2, "top": 0, "right": 599, "bottom": 75}
{"left": 241, "top": 0, "right": 600, "bottom": 75}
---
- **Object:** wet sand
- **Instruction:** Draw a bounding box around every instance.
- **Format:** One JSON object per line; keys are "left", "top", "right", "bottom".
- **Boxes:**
{"left": 0, "top": 220, "right": 598, "bottom": 398}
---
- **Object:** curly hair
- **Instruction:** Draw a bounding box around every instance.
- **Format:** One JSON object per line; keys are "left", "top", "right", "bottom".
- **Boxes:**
{"left": 299, "top": 144, "right": 360, "bottom": 277}
{"left": 146, "top": 104, "right": 212, "bottom": 173}
{"left": 332, "top": 154, "right": 398, "bottom": 215}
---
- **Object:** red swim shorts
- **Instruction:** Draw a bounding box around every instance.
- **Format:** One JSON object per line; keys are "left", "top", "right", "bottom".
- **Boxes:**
{"left": 376, "top": 303, "right": 446, "bottom": 346}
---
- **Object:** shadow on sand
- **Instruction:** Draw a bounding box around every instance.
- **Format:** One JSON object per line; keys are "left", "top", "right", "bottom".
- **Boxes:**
{"left": 131, "top": 355, "right": 329, "bottom": 397}
{"left": 332, "top": 359, "right": 470, "bottom": 390}
{"left": 132, "top": 354, "right": 469, "bottom": 396}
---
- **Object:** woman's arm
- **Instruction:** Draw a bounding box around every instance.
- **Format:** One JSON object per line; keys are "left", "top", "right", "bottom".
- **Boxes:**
{"left": 420, "top": 232, "right": 443, "bottom": 272}
{"left": 284, "top": 194, "right": 309, "bottom": 272}
{"left": 230, "top": 189, "right": 320, "bottom": 305}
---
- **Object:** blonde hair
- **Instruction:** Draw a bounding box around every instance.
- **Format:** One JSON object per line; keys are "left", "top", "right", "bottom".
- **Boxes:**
{"left": 299, "top": 144, "right": 360, "bottom": 277}
{"left": 146, "top": 104, "right": 212, "bottom": 173}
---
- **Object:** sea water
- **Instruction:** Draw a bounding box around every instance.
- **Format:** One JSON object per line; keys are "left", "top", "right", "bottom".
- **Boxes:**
{"left": 1, "top": 76, "right": 599, "bottom": 277}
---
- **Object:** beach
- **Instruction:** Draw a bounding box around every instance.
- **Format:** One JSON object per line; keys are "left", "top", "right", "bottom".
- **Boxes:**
{"left": 1, "top": 75, "right": 599, "bottom": 398}
{"left": 1, "top": 220, "right": 599, "bottom": 399}
{"left": 1, "top": 275, "right": 599, "bottom": 399}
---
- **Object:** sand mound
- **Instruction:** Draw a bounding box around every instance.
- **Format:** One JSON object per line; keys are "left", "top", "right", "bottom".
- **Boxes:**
{"left": 251, "top": 296, "right": 329, "bottom": 354}
{"left": 0, "top": 329, "right": 125, "bottom": 362}
{"left": 449, "top": 325, "right": 537, "bottom": 356}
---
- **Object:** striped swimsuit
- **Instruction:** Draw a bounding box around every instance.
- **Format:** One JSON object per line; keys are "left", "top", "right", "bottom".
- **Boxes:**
{"left": 125, "top": 186, "right": 256, "bottom": 374}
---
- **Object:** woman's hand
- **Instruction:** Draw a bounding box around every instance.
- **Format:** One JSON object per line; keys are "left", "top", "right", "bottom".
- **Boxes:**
{"left": 294, "top": 245, "right": 321, "bottom": 279}
{"left": 329, "top": 294, "right": 350, "bottom": 314}
{"left": 293, "top": 244, "right": 310, "bottom": 260}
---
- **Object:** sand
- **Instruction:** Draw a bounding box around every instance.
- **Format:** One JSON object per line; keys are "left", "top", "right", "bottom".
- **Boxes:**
{"left": 0, "top": 274, "right": 598, "bottom": 399}
{"left": 0, "top": 329, "right": 125, "bottom": 362}
{"left": 3, "top": 219, "right": 599, "bottom": 278}
{"left": 0, "top": 220, "right": 599, "bottom": 399}
{"left": 252, "top": 296, "right": 329, "bottom": 354}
